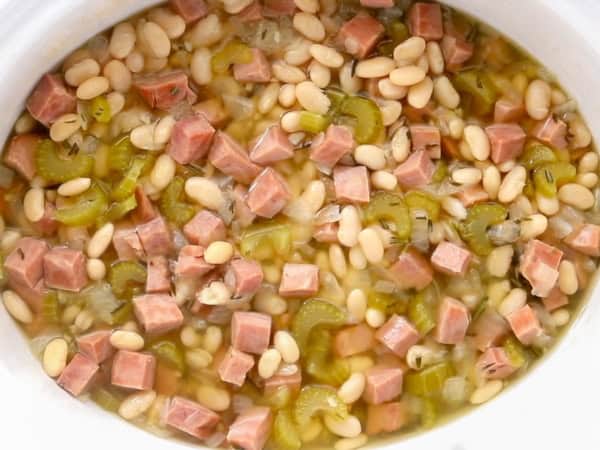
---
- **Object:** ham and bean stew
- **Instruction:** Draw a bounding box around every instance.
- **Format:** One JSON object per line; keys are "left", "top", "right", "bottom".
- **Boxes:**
{"left": 1, "top": 0, "right": 597, "bottom": 449}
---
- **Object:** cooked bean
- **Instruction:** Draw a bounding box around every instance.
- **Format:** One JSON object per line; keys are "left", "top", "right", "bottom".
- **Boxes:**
{"left": 110, "top": 330, "right": 145, "bottom": 351}
{"left": 147, "top": 8, "right": 186, "bottom": 39}
{"left": 86, "top": 258, "right": 106, "bottom": 281}
{"left": 2, "top": 290, "right": 33, "bottom": 324}
{"left": 354, "top": 145, "right": 386, "bottom": 171}
{"left": 204, "top": 241, "right": 234, "bottom": 265}
{"left": 520, "top": 214, "right": 548, "bottom": 240}
{"left": 355, "top": 57, "right": 395, "bottom": 79}
{"left": 274, "top": 331, "right": 300, "bottom": 364}
{"left": 559, "top": 260, "right": 578, "bottom": 295}
{"left": 50, "top": 113, "right": 82, "bottom": 142}
{"left": 203, "top": 326, "right": 223, "bottom": 354}
{"left": 309, "top": 44, "right": 344, "bottom": 68}
{"left": 273, "top": 60, "right": 307, "bottom": 83}
{"left": 254, "top": 289, "right": 287, "bottom": 315}
{"left": 109, "top": 22, "right": 136, "bottom": 59}
{"left": 498, "top": 288, "right": 527, "bottom": 317}
{"left": 576, "top": 173, "right": 598, "bottom": 189}
{"left": 482, "top": 165, "right": 501, "bottom": 199}
{"left": 24, "top": 187, "right": 45, "bottom": 222}
{"left": 348, "top": 246, "right": 367, "bottom": 270}
{"left": 442, "top": 196, "right": 467, "bottom": 220}
{"left": 498, "top": 165, "right": 526, "bottom": 203}
{"left": 222, "top": 0, "right": 253, "bottom": 14}
{"left": 186, "top": 348, "right": 213, "bottom": 370}
{"left": 74, "top": 309, "right": 94, "bottom": 332}
{"left": 486, "top": 245, "right": 514, "bottom": 278}
{"left": 378, "top": 78, "right": 407, "bottom": 100}
{"left": 296, "top": 80, "right": 331, "bottom": 114}
{"left": 379, "top": 99, "right": 403, "bottom": 126}
{"left": 119, "top": 390, "right": 156, "bottom": 420}
{"left": 552, "top": 308, "right": 571, "bottom": 327}
{"left": 293, "top": 12, "right": 326, "bottom": 41}
{"left": 365, "top": 307, "right": 386, "bottom": 328}
{"left": 285, "top": 39, "right": 312, "bottom": 66}
{"left": 329, "top": 244, "right": 347, "bottom": 279}
{"left": 426, "top": 41, "right": 445, "bottom": 75}
{"left": 278, "top": 83, "right": 297, "bottom": 108}
{"left": 185, "top": 177, "right": 225, "bottom": 211}
{"left": 258, "top": 348, "right": 282, "bottom": 379}
{"left": 324, "top": 414, "right": 362, "bottom": 438}
{"left": 65, "top": 58, "right": 101, "bottom": 86}
{"left": 536, "top": 191, "right": 560, "bottom": 215}
{"left": 393, "top": 37, "right": 426, "bottom": 63}
{"left": 371, "top": 170, "right": 397, "bottom": 191}
{"left": 58, "top": 177, "right": 91, "bottom": 197}
{"left": 196, "top": 385, "right": 231, "bottom": 411}
{"left": 43, "top": 338, "right": 69, "bottom": 378}
{"left": 525, "top": 79, "right": 551, "bottom": 120}
{"left": 389, "top": 65, "right": 426, "bottom": 86}
{"left": 258, "top": 82, "right": 281, "bottom": 114}
{"left": 334, "top": 435, "right": 368, "bottom": 450}
{"left": 106, "top": 92, "right": 125, "bottom": 116}
{"left": 338, "top": 373, "right": 366, "bottom": 404}
{"left": 103, "top": 59, "right": 132, "bottom": 92}
{"left": 125, "top": 50, "right": 144, "bottom": 73}
{"left": 150, "top": 154, "right": 176, "bottom": 191}
{"left": 308, "top": 60, "right": 331, "bottom": 88}
{"left": 339, "top": 61, "right": 362, "bottom": 94}
{"left": 190, "top": 48, "right": 212, "bottom": 85}
{"left": 470, "top": 380, "right": 503, "bottom": 404}
{"left": 407, "top": 76, "right": 434, "bottom": 109}
{"left": 558, "top": 184, "right": 595, "bottom": 210}
{"left": 358, "top": 228, "right": 384, "bottom": 264}
{"left": 187, "top": 14, "right": 224, "bottom": 47}
{"left": 464, "top": 125, "right": 490, "bottom": 161}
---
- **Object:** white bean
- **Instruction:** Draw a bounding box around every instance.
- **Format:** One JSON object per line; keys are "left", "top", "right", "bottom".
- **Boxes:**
{"left": 329, "top": 244, "right": 347, "bottom": 279}
{"left": 285, "top": 39, "right": 312, "bottom": 66}
{"left": 2, "top": 290, "right": 33, "bottom": 324}
{"left": 103, "top": 59, "right": 132, "bottom": 92}
{"left": 391, "top": 126, "right": 410, "bottom": 163}
{"left": 109, "top": 22, "right": 136, "bottom": 59}
{"left": 441, "top": 196, "right": 467, "bottom": 220}
{"left": 339, "top": 61, "right": 362, "bottom": 94}
{"left": 520, "top": 214, "right": 548, "bottom": 240}
{"left": 498, "top": 165, "right": 526, "bottom": 203}
{"left": 50, "top": 113, "right": 82, "bottom": 142}
{"left": 348, "top": 246, "right": 367, "bottom": 271}
{"left": 338, "top": 373, "right": 366, "bottom": 404}
{"left": 324, "top": 414, "right": 362, "bottom": 438}
{"left": 86, "top": 222, "right": 114, "bottom": 258}
{"left": 293, "top": 12, "right": 325, "bottom": 41}
{"left": 576, "top": 173, "right": 598, "bottom": 189}
{"left": 433, "top": 75, "right": 460, "bottom": 109}
{"left": 147, "top": 8, "right": 186, "bottom": 39}
{"left": 365, "top": 307, "right": 385, "bottom": 328}
{"left": 355, "top": 57, "right": 395, "bottom": 79}
{"left": 378, "top": 78, "right": 407, "bottom": 100}
{"left": 389, "top": 65, "right": 426, "bottom": 86}
{"left": 110, "top": 329, "right": 144, "bottom": 351}
{"left": 552, "top": 308, "right": 571, "bottom": 327}
{"left": 203, "top": 326, "right": 223, "bottom": 354}
{"left": 358, "top": 228, "right": 384, "bottom": 264}
{"left": 498, "top": 288, "right": 527, "bottom": 318}
{"left": 296, "top": 81, "right": 330, "bottom": 114}
{"left": 58, "top": 177, "right": 91, "bottom": 197}
{"left": 558, "top": 184, "right": 595, "bottom": 210}
{"left": 470, "top": 380, "right": 503, "bottom": 404}
{"left": 76, "top": 76, "right": 109, "bottom": 100}
{"left": 354, "top": 145, "right": 386, "bottom": 171}
{"left": 310, "top": 44, "right": 343, "bottom": 68}
{"left": 185, "top": 177, "right": 225, "bottom": 211}
{"left": 578, "top": 152, "right": 598, "bottom": 174}
{"left": 334, "top": 435, "right": 368, "bottom": 450}
{"left": 204, "top": 241, "right": 234, "bottom": 265}
{"left": 222, "top": 0, "right": 253, "bottom": 14}
{"left": 196, "top": 385, "right": 231, "bottom": 411}
{"left": 278, "top": 83, "right": 297, "bottom": 108}
{"left": 346, "top": 289, "right": 367, "bottom": 322}
{"left": 86, "top": 258, "right": 106, "bottom": 281}
{"left": 559, "top": 260, "right": 578, "bottom": 295}
{"left": 464, "top": 125, "right": 490, "bottom": 161}
{"left": 482, "top": 165, "right": 501, "bottom": 199}
{"left": 106, "top": 92, "right": 125, "bottom": 116}
{"left": 24, "top": 188, "right": 45, "bottom": 222}
{"left": 308, "top": 61, "right": 331, "bottom": 88}
{"left": 190, "top": 48, "right": 212, "bottom": 85}
{"left": 407, "top": 76, "right": 433, "bottom": 109}
{"left": 150, "top": 154, "right": 176, "bottom": 191}
{"left": 536, "top": 191, "right": 560, "bottom": 216}
{"left": 125, "top": 51, "right": 144, "bottom": 73}
{"left": 140, "top": 21, "right": 171, "bottom": 58}
{"left": 486, "top": 245, "right": 514, "bottom": 278}
{"left": 65, "top": 58, "right": 101, "bottom": 86}
{"left": 43, "top": 338, "right": 68, "bottom": 378}
{"left": 187, "top": 14, "right": 224, "bottom": 48}
{"left": 451, "top": 167, "right": 482, "bottom": 185}
{"left": 272, "top": 60, "right": 307, "bottom": 83}
{"left": 393, "top": 37, "right": 426, "bottom": 63}
{"left": 426, "top": 41, "right": 445, "bottom": 75}
{"left": 371, "top": 170, "right": 397, "bottom": 191}
{"left": 258, "top": 348, "right": 282, "bottom": 379}
{"left": 258, "top": 83, "right": 281, "bottom": 114}
{"left": 186, "top": 348, "right": 213, "bottom": 370}
{"left": 338, "top": 205, "right": 361, "bottom": 247}
{"left": 274, "top": 331, "right": 300, "bottom": 364}
{"left": 379, "top": 99, "right": 402, "bottom": 127}
{"left": 525, "top": 79, "right": 551, "bottom": 120}
{"left": 119, "top": 390, "right": 156, "bottom": 420}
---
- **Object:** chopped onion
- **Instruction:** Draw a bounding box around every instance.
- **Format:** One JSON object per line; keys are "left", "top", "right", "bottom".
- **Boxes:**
{"left": 83, "top": 282, "right": 121, "bottom": 324}
{"left": 548, "top": 216, "right": 574, "bottom": 239}
{"left": 314, "top": 204, "right": 341, "bottom": 225}
{"left": 488, "top": 220, "right": 520, "bottom": 245}
{"left": 283, "top": 198, "right": 313, "bottom": 223}
{"left": 442, "top": 376, "right": 468, "bottom": 406}
{"left": 277, "top": 363, "right": 299, "bottom": 376}
{"left": 236, "top": 18, "right": 296, "bottom": 55}
{"left": 223, "top": 94, "right": 255, "bottom": 119}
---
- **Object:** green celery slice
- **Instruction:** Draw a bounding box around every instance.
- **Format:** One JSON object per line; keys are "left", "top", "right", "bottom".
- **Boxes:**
{"left": 291, "top": 299, "right": 346, "bottom": 353}
{"left": 240, "top": 221, "right": 292, "bottom": 261}
{"left": 159, "top": 176, "right": 196, "bottom": 226}
{"left": 55, "top": 184, "right": 108, "bottom": 227}
{"left": 36, "top": 139, "right": 94, "bottom": 183}
{"left": 294, "top": 386, "right": 347, "bottom": 427}
{"left": 273, "top": 409, "right": 302, "bottom": 450}
{"left": 150, "top": 341, "right": 186, "bottom": 372}
{"left": 108, "top": 261, "right": 147, "bottom": 299}
{"left": 364, "top": 192, "right": 411, "bottom": 240}
{"left": 405, "top": 361, "right": 455, "bottom": 397}
{"left": 460, "top": 203, "right": 508, "bottom": 256}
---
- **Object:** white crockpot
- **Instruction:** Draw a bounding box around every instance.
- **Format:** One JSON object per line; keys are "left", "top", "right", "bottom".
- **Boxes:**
{"left": 0, "top": 1, "right": 599, "bottom": 449}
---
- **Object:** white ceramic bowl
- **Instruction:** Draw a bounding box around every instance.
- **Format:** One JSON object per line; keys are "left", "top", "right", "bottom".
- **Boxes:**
{"left": 0, "top": 1, "right": 599, "bottom": 449}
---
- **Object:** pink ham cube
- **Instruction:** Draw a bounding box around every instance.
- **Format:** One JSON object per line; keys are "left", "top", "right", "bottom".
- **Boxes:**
{"left": 57, "top": 353, "right": 99, "bottom": 396}
{"left": 247, "top": 167, "right": 291, "bottom": 218}
{"left": 133, "top": 71, "right": 192, "bottom": 111}
{"left": 279, "top": 263, "right": 319, "bottom": 298}
{"left": 238, "top": 1, "right": 263, "bottom": 22}
{"left": 333, "top": 165, "right": 370, "bottom": 204}
{"left": 165, "top": 396, "right": 220, "bottom": 439}
{"left": 168, "top": 0, "right": 208, "bottom": 23}
{"left": 542, "top": 286, "right": 569, "bottom": 312}
{"left": 494, "top": 98, "right": 524, "bottom": 123}
{"left": 76, "top": 330, "right": 114, "bottom": 364}
{"left": 441, "top": 34, "right": 474, "bottom": 69}
{"left": 208, "top": 131, "right": 261, "bottom": 184}
{"left": 233, "top": 48, "right": 272, "bottom": 83}
{"left": 146, "top": 256, "right": 171, "bottom": 293}
{"left": 310, "top": 125, "right": 355, "bottom": 170}
{"left": 264, "top": 371, "right": 302, "bottom": 395}
{"left": 410, "top": 124, "right": 441, "bottom": 158}
{"left": 334, "top": 323, "right": 375, "bottom": 357}
{"left": 231, "top": 311, "right": 272, "bottom": 355}
{"left": 4, "top": 237, "right": 48, "bottom": 292}
{"left": 363, "top": 365, "right": 404, "bottom": 405}
{"left": 3, "top": 134, "right": 40, "bottom": 181}
{"left": 224, "top": 258, "right": 264, "bottom": 297}
{"left": 337, "top": 12, "right": 385, "bottom": 59}
{"left": 389, "top": 247, "right": 433, "bottom": 290}
{"left": 408, "top": 2, "right": 444, "bottom": 41}
{"left": 532, "top": 115, "right": 568, "bottom": 150}
{"left": 249, "top": 125, "right": 294, "bottom": 165}
{"left": 137, "top": 216, "right": 172, "bottom": 257}
{"left": 175, "top": 245, "right": 214, "bottom": 278}
{"left": 471, "top": 308, "right": 509, "bottom": 351}
{"left": 218, "top": 347, "right": 255, "bottom": 386}
{"left": 366, "top": 402, "right": 407, "bottom": 435}
{"left": 506, "top": 305, "right": 543, "bottom": 345}
{"left": 430, "top": 241, "right": 472, "bottom": 276}
{"left": 435, "top": 296, "right": 470, "bottom": 344}
{"left": 564, "top": 224, "right": 600, "bottom": 257}
{"left": 112, "top": 227, "right": 145, "bottom": 261}
{"left": 227, "top": 406, "right": 273, "bottom": 450}
{"left": 111, "top": 350, "right": 156, "bottom": 390}
{"left": 26, "top": 73, "right": 76, "bottom": 126}
{"left": 183, "top": 210, "right": 226, "bottom": 247}
{"left": 476, "top": 347, "right": 517, "bottom": 380}
{"left": 394, "top": 150, "right": 435, "bottom": 188}
{"left": 43, "top": 247, "right": 88, "bottom": 292}
{"left": 457, "top": 185, "right": 489, "bottom": 207}
{"left": 519, "top": 239, "right": 563, "bottom": 297}
{"left": 486, "top": 123, "right": 526, "bottom": 164}
{"left": 375, "top": 315, "right": 420, "bottom": 357}
{"left": 32, "top": 203, "right": 59, "bottom": 237}
{"left": 167, "top": 114, "right": 216, "bottom": 165}
{"left": 133, "top": 294, "right": 184, "bottom": 334}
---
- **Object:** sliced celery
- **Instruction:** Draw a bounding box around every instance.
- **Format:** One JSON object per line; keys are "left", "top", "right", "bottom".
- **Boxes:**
{"left": 55, "top": 184, "right": 108, "bottom": 227}
{"left": 298, "top": 111, "right": 331, "bottom": 134}
{"left": 453, "top": 70, "right": 497, "bottom": 115}
{"left": 421, "top": 397, "right": 437, "bottom": 428}
{"left": 305, "top": 329, "right": 350, "bottom": 386}
{"left": 460, "top": 203, "right": 508, "bottom": 256}
{"left": 107, "top": 137, "right": 135, "bottom": 172}
{"left": 159, "top": 176, "right": 196, "bottom": 227}
{"left": 339, "top": 96, "right": 383, "bottom": 144}
{"left": 41, "top": 292, "right": 60, "bottom": 324}
{"left": 291, "top": 299, "right": 346, "bottom": 352}
{"left": 520, "top": 144, "right": 557, "bottom": 170}
{"left": 90, "top": 96, "right": 112, "bottom": 123}
{"left": 364, "top": 192, "right": 411, "bottom": 240}
{"left": 502, "top": 336, "right": 528, "bottom": 369}
{"left": 240, "top": 221, "right": 292, "bottom": 261}
{"left": 100, "top": 195, "right": 137, "bottom": 224}
{"left": 150, "top": 341, "right": 186, "bottom": 372}
{"left": 111, "top": 157, "right": 146, "bottom": 201}
{"left": 533, "top": 161, "right": 576, "bottom": 197}
{"left": 294, "top": 386, "right": 347, "bottom": 427}
{"left": 408, "top": 290, "right": 436, "bottom": 335}
{"left": 92, "top": 387, "right": 122, "bottom": 412}
{"left": 405, "top": 361, "right": 455, "bottom": 397}
{"left": 108, "top": 261, "right": 147, "bottom": 299}
{"left": 273, "top": 409, "right": 302, "bottom": 450}
{"left": 405, "top": 191, "right": 441, "bottom": 222}
{"left": 36, "top": 139, "right": 94, "bottom": 183}
{"left": 211, "top": 40, "right": 253, "bottom": 74}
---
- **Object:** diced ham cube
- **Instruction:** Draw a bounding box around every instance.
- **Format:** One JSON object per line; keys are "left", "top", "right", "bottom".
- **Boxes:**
{"left": 57, "top": 353, "right": 99, "bottom": 396}
{"left": 4, "top": 237, "right": 48, "bottom": 290}
{"left": 494, "top": 99, "right": 524, "bottom": 123}
{"left": 247, "top": 167, "right": 291, "bottom": 218}
{"left": 263, "top": 371, "right": 302, "bottom": 395}
{"left": 77, "top": 330, "right": 114, "bottom": 364}
{"left": 233, "top": 48, "right": 272, "bottom": 83}
{"left": 146, "top": 256, "right": 171, "bottom": 293}
{"left": 262, "top": 0, "right": 296, "bottom": 17}
{"left": 519, "top": 239, "right": 563, "bottom": 297}
{"left": 183, "top": 210, "right": 226, "bottom": 247}
{"left": 26, "top": 73, "right": 76, "bottom": 126}
{"left": 410, "top": 124, "right": 441, "bottom": 158}
{"left": 169, "top": 0, "right": 208, "bottom": 23}
{"left": 366, "top": 402, "right": 407, "bottom": 435}
{"left": 209, "top": 132, "right": 261, "bottom": 184}
{"left": 408, "top": 3, "right": 444, "bottom": 41}
{"left": 134, "top": 71, "right": 191, "bottom": 110}
{"left": 111, "top": 350, "right": 156, "bottom": 390}
{"left": 333, "top": 166, "right": 370, "bottom": 204}
{"left": 32, "top": 203, "right": 59, "bottom": 236}
{"left": 232, "top": 184, "right": 256, "bottom": 227}
{"left": 249, "top": 126, "right": 294, "bottom": 165}
{"left": 532, "top": 115, "right": 568, "bottom": 150}
{"left": 112, "top": 227, "right": 145, "bottom": 261}
{"left": 137, "top": 216, "right": 172, "bottom": 257}
{"left": 435, "top": 296, "right": 470, "bottom": 344}
{"left": 225, "top": 258, "right": 264, "bottom": 297}
{"left": 394, "top": 150, "right": 435, "bottom": 188}
{"left": 542, "top": 286, "right": 569, "bottom": 312}
{"left": 389, "top": 247, "right": 433, "bottom": 290}
{"left": 133, "top": 294, "right": 184, "bottom": 334}
{"left": 360, "top": 0, "right": 394, "bottom": 7}
{"left": 506, "top": 305, "right": 543, "bottom": 345}
{"left": 338, "top": 13, "right": 385, "bottom": 59}
{"left": 3, "top": 134, "right": 39, "bottom": 181}
{"left": 363, "top": 365, "right": 403, "bottom": 405}
{"left": 334, "top": 323, "right": 375, "bottom": 357}
{"left": 564, "top": 224, "right": 600, "bottom": 257}
{"left": 375, "top": 315, "right": 420, "bottom": 357}
{"left": 231, "top": 311, "right": 272, "bottom": 355}
{"left": 218, "top": 347, "right": 255, "bottom": 386}
{"left": 165, "top": 396, "right": 220, "bottom": 439}
{"left": 167, "top": 115, "right": 216, "bottom": 165}
{"left": 486, "top": 123, "right": 527, "bottom": 164}
{"left": 457, "top": 185, "right": 489, "bottom": 207}
{"left": 313, "top": 222, "right": 339, "bottom": 243}
{"left": 175, "top": 245, "right": 214, "bottom": 277}
{"left": 441, "top": 34, "right": 474, "bottom": 69}
{"left": 279, "top": 263, "right": 319, "bottom": 298}
{"left": 43, "top": 247, "right": 88, "bottom": 292}
{"left": 476, "top": 347, "right": 517, "bottom": 380}
{"left": 310, "top": 125, "right": 355, "bottom": 170}
{"left": 238, "top": 1, "right": 263, "bottom": 22}
{"left": 471, "top": 308, "right": 509, "bottom": 351}
{"left": 431, "top": 241, "right": 472, "bottom": 276}
{"left": 227, "top": 406, "right": 273, "bottom": 450}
